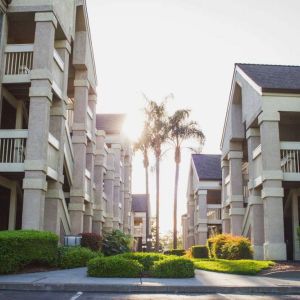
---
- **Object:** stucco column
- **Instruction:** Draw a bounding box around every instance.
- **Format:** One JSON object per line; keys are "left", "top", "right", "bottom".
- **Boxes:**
{"left": 228, "top": 149, "right": 245, "bottom": 236}
{"left": 196, "top": 190, "right": 208, "bottom": 245}
{"left": 259, "top": 112, "right": 286, "bottom": 260}
{"left": 123, "top": 154, "right": 131, "bottom": 234}
{"left": 112, "top": 144, "right": 121, "bottom": 229}
{"left": 221, "top": 159, "right": 230, "bottom": 233}
{"left": 187, "top": 194, "right": 195, "bottom": 248}
{"left": 119, "top": 150, "right": 125, "bottom": 230}
{"left": 22, "top": 12, "right": 57, "bottom": 230}
{"left": 93, "top": 130, "right": 106, "bottom": 234}
{"left": 292, "top": 190, "right": 300, "bottom": 260}
{"left": 69, "top": 70, "right": 89, "bottom": 234}
{"left": 103, "top": 149, "right": 115, "bottom": 232}
{"left": 246, "top": 128, "right": 264, "bottom": 260}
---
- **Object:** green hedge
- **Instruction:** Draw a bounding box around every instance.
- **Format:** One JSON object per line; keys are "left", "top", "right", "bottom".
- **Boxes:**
{"left": 58, "top": 246, "right": 100, "bottom": 269}
{"left": 0, "top": 230, "right": 58, "bottom": 274}
{"left": 117, "top": 252, "right": 165, "bottom": 271}
{"left": 207, "top": 234, "right": 253, "bottom": 260}
{"left": 164, "top": 249, "right": 186, "bottom": 256}
{"left": 191, "top": 245, "right": 208, "bottom": 258}
{"left": 88, "top": 256, "right": 143, "bottom": 277}
{"left": 151, "top": 257, "right": 195, "bottom": 278}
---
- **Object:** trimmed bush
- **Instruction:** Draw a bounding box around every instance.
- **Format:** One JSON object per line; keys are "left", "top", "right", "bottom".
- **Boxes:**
{"left": 207, "top": 234, "right": 253, "bottom": 260}
{"left": 0, "top": 230, "right": 58, "bottom": 274}
{"left": 164, "top": 249, "right": 186, "bottom": 256}
{"left": 80, "top": 232, "right": 102, "bottom": 251}
{"left": 151, "top": 257, "right": 195, "bottom": 278}
{"left": 191, "top": 245, "right": 209, "bottom": 258}
{"left": 117, "top": 252, "right": 165, "bottom": 271}
{"left": 59, "top": 246, "right": 100, "bottom": 269}
{"left": 102, "top": 230, "right": 132, "bottom": 256}
{"left": 88, "top": 256, "right": 143, "bottom": 277}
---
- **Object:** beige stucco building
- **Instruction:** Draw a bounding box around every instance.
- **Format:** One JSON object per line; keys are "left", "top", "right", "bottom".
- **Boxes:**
{"left": 221, "top": 63, "right": 300, "bottom": 261}
{"left": 182, "top": 154, "right": 222, "bottom": 250}
{"left": 0, "top": 0, "right": 133, "bottom": 241}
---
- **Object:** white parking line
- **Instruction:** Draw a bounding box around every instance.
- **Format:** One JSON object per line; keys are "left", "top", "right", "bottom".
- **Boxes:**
{"left": 70, "top": 291, "right": 83, "bottom": 300}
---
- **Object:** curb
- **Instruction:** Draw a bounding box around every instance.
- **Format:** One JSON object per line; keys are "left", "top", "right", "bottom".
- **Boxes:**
{"left": 1, "top": 283, "right": 300, "bottom": 294}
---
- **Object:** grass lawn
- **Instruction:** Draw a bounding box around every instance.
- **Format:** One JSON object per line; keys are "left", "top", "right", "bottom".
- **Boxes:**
{"left": 193, "top": 259, "right": 275, "bottom": 275}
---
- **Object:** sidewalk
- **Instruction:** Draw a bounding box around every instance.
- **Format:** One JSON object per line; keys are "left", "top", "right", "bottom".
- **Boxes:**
{"left": 0, "top": 268, "right": 299, "bottom": 294}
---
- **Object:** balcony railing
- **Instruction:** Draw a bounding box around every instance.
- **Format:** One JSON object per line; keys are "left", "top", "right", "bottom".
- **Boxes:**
{"left": 47, "top": 133, "right": 60, "bottom": 179}
{"left": 87, "top": 107, "right": 93, "bottom": 140}
{"left": 280, "top": 142, "right": 300, "bottom": 180}
{"left": 134, "top": 226, "right": 143, "bottom": 236}
{"left": 85, "top": 169, "right": 92, "bottom": 201}
{"left": 64, "top": 123, "right": 74, "bottom": 183}
{"left": 207, "top": 205, "right": 222, "bottom": 223}
{"left": 4, "top": 44, "right": 33, "bottom": 78}
{"left": 252, "top": 144, "right": 262, "bottom": 185}
{"left": 0, "top": 130, "right": 28, "bottom": 171}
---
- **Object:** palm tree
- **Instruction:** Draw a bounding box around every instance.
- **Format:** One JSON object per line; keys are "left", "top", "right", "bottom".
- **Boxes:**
{"left": 145, "top": 99, "right": 169, "bottom": 252}
{"left": 168, "top": 109, "right": 205, "bottom": 249}
{"left": 133, "top": 123, "right": 151, "bottom": 249}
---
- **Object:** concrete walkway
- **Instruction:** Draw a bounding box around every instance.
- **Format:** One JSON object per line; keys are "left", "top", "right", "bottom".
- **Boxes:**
{"left": 0, "top": 268, "right": 299, "bottom": 294}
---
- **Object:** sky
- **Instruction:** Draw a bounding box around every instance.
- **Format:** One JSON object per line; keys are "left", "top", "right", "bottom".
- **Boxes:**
{"left": 86, "top": 0, "right": 300, "bottom": 234}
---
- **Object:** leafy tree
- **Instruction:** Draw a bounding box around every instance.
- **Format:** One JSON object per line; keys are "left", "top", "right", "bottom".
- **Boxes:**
{"left": 168, "top": 109, "right": 205, "bottom": 249}
{"left": 102, "top": 230, "right": 132, "bottom": 256}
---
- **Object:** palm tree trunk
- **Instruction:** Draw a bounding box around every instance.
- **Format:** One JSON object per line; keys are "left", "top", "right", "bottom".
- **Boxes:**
{"left": 173, "top": 161, "right": 180, "bottom": 249}
{"left": 155, "top": 155, "right": 160, "bottom": 252}
{"left": 145, "top": 165, "right": 150, "bottom": 250}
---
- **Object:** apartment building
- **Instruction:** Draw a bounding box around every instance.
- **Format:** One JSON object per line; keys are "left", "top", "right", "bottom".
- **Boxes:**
{"left": 183, "top": 154, "right": 222, "bottom": 250}
{"left": 131, "top": 194, "right": 151, "bottom": 251}
{"left": 0, "top": 0, "right": 132, "bottom": 241}
{"left": 95, "top": 114, "right": 133, "bottom": 235}
{"left": 221, "top": 63, "right": 300, "bottom": 261}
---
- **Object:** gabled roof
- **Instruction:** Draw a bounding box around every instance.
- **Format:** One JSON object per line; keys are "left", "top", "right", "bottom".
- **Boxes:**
{"left": 192, "top": 154, "right": 221, "bottom": 181}
{"left": 96, "top": 114, "right": 126, "bottom": 134}
{"left": 236, "top": 63, "right": 300, "bottom": 93}
{"left": 132, "top": 194, "right": 148, "bottom": 212}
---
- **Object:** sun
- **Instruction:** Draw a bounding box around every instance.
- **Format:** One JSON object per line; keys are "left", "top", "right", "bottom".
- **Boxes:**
{"left": 122, "top": 110, "right": 145, "bottom": 142}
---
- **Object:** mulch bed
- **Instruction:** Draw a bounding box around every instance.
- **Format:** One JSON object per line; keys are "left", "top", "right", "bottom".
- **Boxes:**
{"left": 259, "top": 261, "right": 300, "bottom": 275}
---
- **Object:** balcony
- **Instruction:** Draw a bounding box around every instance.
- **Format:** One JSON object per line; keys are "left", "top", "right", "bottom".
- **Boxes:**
{"left": 64, "top": 123, "right": 74, "bottom": 184}
{"left": 280, "top": 142, "right": 300, "bottom": 181}
{"left": 207, "top": 205, "right": 222, "bottom": 224}
{"left": 3, "top": 44, "right": 64, "bottom": 99}
{"left": 252, "top": 144, "right": 262, "bottom": 186}
{"left": 47, "top": 133, "right": 60, "bottom": 180}
{"left": 86, "top": 106, "right": 93, "bottom": 140}
{"left": 85, "top": 169, "right": 92, "bottom": 201}
{"left": 0, "top": 130, "right": 28, "bottom": 172}
{"left": 134, "top": 225, "right": 143, "bottom": 237}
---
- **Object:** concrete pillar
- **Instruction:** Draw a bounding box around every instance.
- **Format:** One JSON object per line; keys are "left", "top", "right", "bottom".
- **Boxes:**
{"left": 228, "top": 148, "right": 245, "bottom": 235}
{"left": 187, "top": 195, "right": 195, "bottom": 248}
{"left": 69, "top": 70, "right": 89, "bottom": 234}
{"left": 123, "top": 154, "right": 131, "bottom": 234}
{"left": 22, "top": 12, "right": 57, "bottom": 230}
{"left": 112, "top": 144, "right": 121, "bottom": 229}
{"left": 103, "top": 149, "right": 115, "bottom": 232}
{"left": 221, "top": 159, "right": 230, "bottom": 233}
{"left": 196, "top": 190, "right": 208, "bottom": 245}
{"left": 93, "top": 130, "right": 106, "bottom": 234}
{"left": 119, "top": 150, "right": 125, "bottom": 230}
{"left": 246, "top": 128, "right": 264, "bottom": 260}
{"left": 259, "top": 112, "right": 286, "bottom": 260}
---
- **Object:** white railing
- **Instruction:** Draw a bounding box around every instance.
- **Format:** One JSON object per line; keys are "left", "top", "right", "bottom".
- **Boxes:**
{"left": 207, "top": 205, "right": 222, "bottom": 221}
{"left": 252, "top": 144, "right": 262, "bottom": 181}
{"left": 134, "top": 226, "right": 142, "bottom": 236}
{"left": 280, "top": 142, "right": 300, "bottom": 174}
{"left": 86, "top": 107, "right": 93, "bottom": 140}
{"left": 85, "top": 169, "right": 92, "bottom": 200}
{"left": 47, "top": 133, "right": 60, "bottom": 171}
{"left": 4, "top": 44, "right": 34, "bottom": 75}
{"left": 0, "top": 130, "right": 28, "bottom": 163}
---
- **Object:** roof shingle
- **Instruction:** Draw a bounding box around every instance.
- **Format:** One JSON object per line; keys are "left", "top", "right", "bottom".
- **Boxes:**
{"left": 96, "top": 114, "right": 126, "bottom": 134}
{"left": 236, "top": 63, "right": 300, "bottom": 93}
{"left": 132, "top": 194, "right": 148, "bottom": 212}
{"left": 192, "top": 154, "right": 221, "bottom": 181}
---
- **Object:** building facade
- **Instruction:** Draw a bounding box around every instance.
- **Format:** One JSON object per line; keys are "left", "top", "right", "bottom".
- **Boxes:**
{"left": 131, "top": 194, "right": 151, "bottom": 251}
{"left": 221, "top": 63, "right": 300, "bottom": 261}
{"left": 183, "top": 154, "right": 222, "bottom": 250}
{"left": 0, "top": 0, "right": 132, "bottom": 241}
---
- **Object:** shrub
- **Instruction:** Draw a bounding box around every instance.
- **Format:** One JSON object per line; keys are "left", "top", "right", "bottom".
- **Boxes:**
{"left": 59, "top": 246, "right": 100, "bottom": 269}
{"left": 0, "top": 230, "right": 58, "bottom": 274}
{"left": 207, "top": 234, "right": 253, "bottom": 260}
{"left": 117, "top": 252, "right": 165, "bottom": 271}
{"left": 102, "top": 230, "right": 132, "bottom": 256}
{"left": 164, "top": 249, "right": 186, "bottom": 256}
{"left": 191, "top": 245, "right": 209, "bottom": 258}
{"left": 151, "top": 257, "right": 195, "bottom": 278}
{"left": 88, "top": 256, "right": 143, "bottom": 277}
{"left": 80, "top": 232, "right": 102, "bottom": 251}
